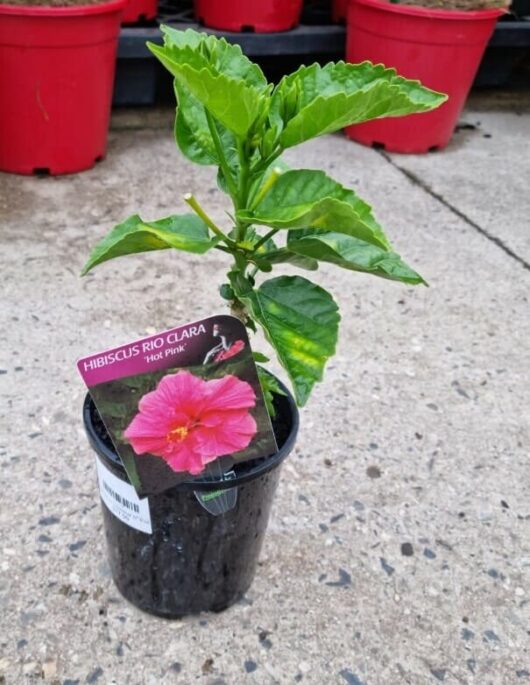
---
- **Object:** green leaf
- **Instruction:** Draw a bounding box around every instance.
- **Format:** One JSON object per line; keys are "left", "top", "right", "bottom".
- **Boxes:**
{"left": 161, "top": 26, "right": 268, "bottom": 90}
{"left": 253, "top": 352, "right": 270, "bottom": 363}
{"left": 262, "top": 248, "right": 319, "bottom": 271}
{"left": 230, "top": 275, "right": 340, "bottom": 406}
{"left": 232, "top": 226, "right": 272, "bottom": 252}
{"left": 167, "top": 28, "right": 259, "bottom": 169}
{"left": 174, "top": 84, "right": 216, "bottom": 165}
{"left": 252, "top": 259, "right": 273, "bottom": 273}
{"left": 82, "top": 214, "right": 215, "bottom": 275}
{"left": 174, "top": 82, "right": 237, "bottom": 167}
{"left": 249, "top": 157, "right": 290, "bottom": 205}
{"left": 257, "top": 366, "right": 286, "bottom": 418}
{"left": 238, "top": 169, "right": 391, "bottom": 250}
{"left": 288, "top": 230, "right": 426, "bottom": 285}
{"left": 148, "top": 28, "right": 271, "bottom": 138}
{"left": 219, "top": 283, "right": 235, "bottom": 301}
{"left": 151, "top": 46, "right": 260, "bottom": 137}
{"left": 271, "top": 61, "right": 447, "bottom": 148}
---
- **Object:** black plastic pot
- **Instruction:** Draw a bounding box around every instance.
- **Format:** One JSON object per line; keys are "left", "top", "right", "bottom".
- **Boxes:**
{"left": 83, "top": 381, "right": 299, "bottom": 618}
{"left": 511, "top": 0, "right": 530, "bottom": 18}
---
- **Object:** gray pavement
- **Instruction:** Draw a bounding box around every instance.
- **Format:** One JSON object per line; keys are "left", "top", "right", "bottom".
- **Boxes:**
{"left": 0, "top": 95, "right": 529, "bottom": 685}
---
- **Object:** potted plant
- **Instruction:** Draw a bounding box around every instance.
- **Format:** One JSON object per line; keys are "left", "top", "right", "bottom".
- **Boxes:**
{"left": 81, "top": 26, "right": 446, "bottom": 618}
{"left": 194, "top": 0, "right": 304, "bottom": 32}
{"left": 344, "top": 0, "right": 508, "bottom": 152}
{"left": 332, "top": 0, "right": 348, "bottom": 22}
{"left": 122, "top": 0, "right": 157, "bottom": 24}
{"left": 0, "top": 0, "right": 126, "bottom": 175}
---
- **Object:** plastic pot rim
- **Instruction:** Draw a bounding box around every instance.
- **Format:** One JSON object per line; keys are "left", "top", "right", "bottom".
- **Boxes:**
{"left": 0, "top": 0, "right": 127, "bottom": 18}
{"left": 350, "top": 0, "right": 506, "bottom": 21}
{"left": 83, "top": 373, "right": 300, "bottom": 493}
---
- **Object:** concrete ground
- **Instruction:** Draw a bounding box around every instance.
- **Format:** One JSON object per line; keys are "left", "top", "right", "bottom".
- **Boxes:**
{"left": 0, "top": 92, "right": 529, "bottom": 685}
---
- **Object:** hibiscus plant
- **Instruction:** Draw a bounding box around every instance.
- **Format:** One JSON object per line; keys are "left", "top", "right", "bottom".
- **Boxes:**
{"left": 82, "top": 27, "right": 446, "bottom": 411}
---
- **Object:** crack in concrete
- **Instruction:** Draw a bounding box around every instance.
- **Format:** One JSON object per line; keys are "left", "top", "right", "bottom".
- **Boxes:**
{"left": 379, "top": 151, "right": 530, "bottom": 273}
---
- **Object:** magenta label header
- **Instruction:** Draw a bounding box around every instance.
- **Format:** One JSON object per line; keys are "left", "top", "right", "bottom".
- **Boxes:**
{"left": 77, "top": 318, "right": 214, "bottom": 387}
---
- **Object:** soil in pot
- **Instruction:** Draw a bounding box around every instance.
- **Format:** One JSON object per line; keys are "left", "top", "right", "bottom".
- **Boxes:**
{"left": 84, "top": 383, "right": 299, "bottom": 618}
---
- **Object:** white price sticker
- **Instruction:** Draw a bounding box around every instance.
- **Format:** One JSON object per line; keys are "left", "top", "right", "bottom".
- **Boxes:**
{"left": 96, "top": 458, "right": 152, "bottom": 534}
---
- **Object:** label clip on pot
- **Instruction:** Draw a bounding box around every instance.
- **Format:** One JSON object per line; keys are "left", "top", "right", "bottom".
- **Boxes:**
{"left": 194, "top": 469, "right": 237, "bottom": 516}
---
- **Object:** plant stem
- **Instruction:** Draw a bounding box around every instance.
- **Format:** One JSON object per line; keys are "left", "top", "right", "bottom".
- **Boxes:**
{"left": 235, "top": 139, "right": 251, "bottom": 243}
{"left": 204, "top": 110, "right": 238, "bottom": 200}
{"left": 233, "top": 251, "right": 248, "bottom": 272}
{"left": 250, "top": 166, "right": 283, "bottom": 210}
{"left": 251, "top": 148, "right": 284, "bottom": 178}
{"left": 184, "top": 194, "right": 235, "bottom": 247}
{"left": 237, "top": 140, "right": 250, "bottom": 205}
{"left": 253, "top": 228, "right": 279, "bottom": 253}
{"left": 246, "top": 148, "right": 285, "bottom": 208}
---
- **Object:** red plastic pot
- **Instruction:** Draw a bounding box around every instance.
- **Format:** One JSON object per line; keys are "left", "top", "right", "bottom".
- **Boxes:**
{"left": 332, "top": 0, "right": 348, "bottom": 22}
{"left": 345, "top": 0, "right": 504, "bottom": 153}
{"left": 0, "top": 0, "right": 126, "bottom": 176}
{"left": 194, "top": 0, "right": 303, "bottom": 32}
{"left": 122, "top": 0, "right": 157, "bottom": 23}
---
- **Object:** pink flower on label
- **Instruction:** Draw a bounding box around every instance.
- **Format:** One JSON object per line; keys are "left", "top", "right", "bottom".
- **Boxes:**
{"left": 214, "top": 339, "right": 245, "bottom": 362}
{"left": 123, "top": 371, "right": 257, "bottom": 475}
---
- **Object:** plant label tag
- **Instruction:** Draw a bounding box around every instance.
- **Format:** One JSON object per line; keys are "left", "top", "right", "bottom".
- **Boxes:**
{"left": 194, "top": 470, "right": 237, "bottom": 516}
{"left": 78, "top": 315, "right": 278, "bottom": 496}
{"left": 95, "top": 457, "right": 152, "bottom": 534}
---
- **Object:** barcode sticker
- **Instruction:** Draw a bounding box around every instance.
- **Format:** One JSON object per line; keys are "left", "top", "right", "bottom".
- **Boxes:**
{"left": 96, "top": 458, "right": 152, "bottom": 534}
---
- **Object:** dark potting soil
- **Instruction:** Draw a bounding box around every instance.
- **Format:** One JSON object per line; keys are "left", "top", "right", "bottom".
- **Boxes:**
{"left": 0, "top": 0, "right": 115, "bottom": 6}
